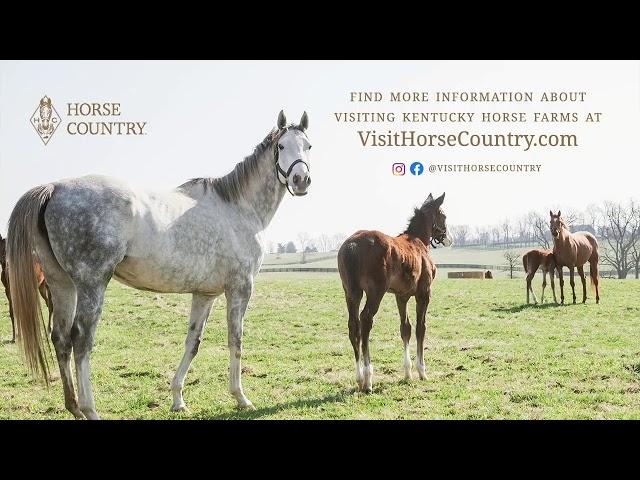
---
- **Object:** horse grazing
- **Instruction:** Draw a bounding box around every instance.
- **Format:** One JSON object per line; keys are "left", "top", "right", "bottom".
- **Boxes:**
{"left": 549, "top": 211, "right": 600, "bottom": 304}
{"left": 0, "top": 234, "right": 53, "bottom": 342}
{"left": 7, "top": 110, "right": 312, "bottom": 419}
{"left": 337, "top": 193, "right": 451, "bottom": 392}
{"left": 522, "top": 248, "right": 557, "bottom": 304}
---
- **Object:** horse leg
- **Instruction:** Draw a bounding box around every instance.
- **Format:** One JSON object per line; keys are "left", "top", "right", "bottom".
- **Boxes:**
{"left": 577, "top": 266, "right": 587, "bottom": 303}
{"left": 5, "top": 282, "right": 15, "bottom": 343}
{"left": 345, "top": 289, "right": 363, "bottom": 389}
{"left": 360, "top": 290, "right": 384, "bottom": 393}
{"left": 49, "top": 279, "right": 83, "bottom": 419}
{"left": 396, "top": 294, "right": 412, "bottom": 380}
{"left": 72, "top": 283, "right": 108, "bottom": 420}
{"left": 589, "top": 257, "right": 600, "bottom": 304}
{"left": 541, "top": 270, "right": 547, "bottom": 304}
{"left": 415, "top": 289, "right": 431, "bottom": 380}
{"left": 226, "top": 281, "right": 255, "bottom": 410}
{"left": 557, "top": 266, "right": 565, "bottom": 304}
{"left": 526, "top": 271, "right": 537, "bottom": 304}
{"left": 549, "top": 268, "right": 558, "bottom": 304}
{"left": 171, "top": 294, "right": 216, "bottom": 412}
{"left": 569, "top": 267, "right": 576, "bottom": 304}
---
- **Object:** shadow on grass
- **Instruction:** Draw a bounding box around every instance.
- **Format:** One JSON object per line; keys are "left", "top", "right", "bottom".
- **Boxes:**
{"left": 191, "top": 380, "right": 404, "bottom": 419}
{"left": 195, "top": 390, "right": 351, "bottom": 419}
{"left": 492, "top": 303, "right": 562, "bottom": 314}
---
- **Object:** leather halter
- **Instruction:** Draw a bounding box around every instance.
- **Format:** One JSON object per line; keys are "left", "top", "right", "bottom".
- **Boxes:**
{"left": 273, "top": 128, "right": 309, "bottom": 196}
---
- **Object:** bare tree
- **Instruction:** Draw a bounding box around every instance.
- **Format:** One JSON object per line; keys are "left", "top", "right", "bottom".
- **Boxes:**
{"left": 501, "top": 219, "right": 511, "bottom": 245}
{"left": 585, "top": 203, "right": 600, "bottom": 231}
{"left": 503, "top": 250, "right": 520, "bottom": 279}
{"left": 627, "top": 202, "right": 640, "bottom": 279}
{"left": 528, "top": 211, "right": 550, "bottom": 249}
{"left": 491, "top": 227, "right": 501, "bottom": 246}
{"left": 476, "top": 226, "right": 490, "bottom": 247}
{"left": 599, "top": 200, "right": 638, "bottom": 279}
{"left": 456, "top": 225, "right": 469, "bottom": 246}
{"left": 562, "top": 208, "right": 582, "bottom": 227}
{"left": 297, "top": 232, "right": 312, "bottom": 264}
{"left": 331, "top": 233, "right": 347, "bottom": 251}
{"left": 517, "top": 217, "right": 531, "bottom": 246}
{"left": 317, "top": 234, "right": 331, "bottom": 253}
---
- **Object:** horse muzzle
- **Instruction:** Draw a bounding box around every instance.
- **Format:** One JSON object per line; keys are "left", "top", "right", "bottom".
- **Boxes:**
{"left": 291, "top": 173, "right": 311, "bottom": 196}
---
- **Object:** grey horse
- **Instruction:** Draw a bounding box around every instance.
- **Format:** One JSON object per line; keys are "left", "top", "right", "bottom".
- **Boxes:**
{"left": 7, "top": 110, "right": 312, "bottom": 419}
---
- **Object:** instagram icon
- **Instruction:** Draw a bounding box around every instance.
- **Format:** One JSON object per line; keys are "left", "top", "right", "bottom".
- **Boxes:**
{"left": 392, "top": 163, "right": 406, "bottom": 176}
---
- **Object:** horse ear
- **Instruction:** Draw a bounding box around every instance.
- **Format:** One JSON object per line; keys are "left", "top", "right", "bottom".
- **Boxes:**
{"left": 434, "top": 192, "right": 445, "bottom": 206}
{"left": 558, "top": 210, "right": 561, "bottom": 217}
{"left": 277, "top": 110, "right": 286, "bottom": 130}
{"left": 300, "top": 111, "right": 309, "bottom": 131}
{"left": 549, "top": 210, "right": 554, "bottom": 217}
{"left": 421, "top": 193, "right": 434, "bottom": 209}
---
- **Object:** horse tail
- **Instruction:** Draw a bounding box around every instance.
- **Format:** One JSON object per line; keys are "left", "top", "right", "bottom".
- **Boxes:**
{"left": 338, "top": 240, "right": 361, "bottom": 295}
{"left": 522, "top": 253, "right": 528, "bottom": 273}
{"left": 7, "top": 183, "right": 55, "bottom": 384}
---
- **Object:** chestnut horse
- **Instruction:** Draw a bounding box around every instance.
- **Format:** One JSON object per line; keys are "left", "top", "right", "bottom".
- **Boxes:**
{"left": 0, "top": 234, "right": 53, "bottom": 342}
{"left": 523, "top": 248, "right": 557, "bottom": 304}
{"left": 337, "top": 193, "right": 451, "bottom": 392}
{"left": 549, "top": 211, "right": 600, "bottom": 304}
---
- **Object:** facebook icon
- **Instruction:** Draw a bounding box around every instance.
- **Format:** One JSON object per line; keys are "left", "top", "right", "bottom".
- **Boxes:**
{"left": 410, "top": 162, "right": 424, "bottom": 176}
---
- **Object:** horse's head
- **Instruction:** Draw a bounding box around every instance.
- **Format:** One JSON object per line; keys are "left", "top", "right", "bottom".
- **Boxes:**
{"left": 273, "top": 110, "right": 311, "bottom": 196}
{"left": 410, "top": 192, "right": 452, "bottom": 247}
{"left": 549, "top": 210, "right": 563, "bottom": 239}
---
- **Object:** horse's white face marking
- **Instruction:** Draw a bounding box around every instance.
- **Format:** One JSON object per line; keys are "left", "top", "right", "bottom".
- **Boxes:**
{"left": 277, "top": 129, "right": 311, "bottom": 196}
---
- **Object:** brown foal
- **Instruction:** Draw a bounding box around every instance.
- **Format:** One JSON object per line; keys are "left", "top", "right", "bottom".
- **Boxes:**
{"left": 337, "top": 193, "right": 451, "bottom": 392}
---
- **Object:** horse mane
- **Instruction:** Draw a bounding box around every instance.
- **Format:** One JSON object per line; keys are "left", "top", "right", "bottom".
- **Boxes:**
{"left": 178, "top": 124, "right": 304, "bottom": 203}
{"left": 404, "top": 204, "right": 434, "bottom": 238}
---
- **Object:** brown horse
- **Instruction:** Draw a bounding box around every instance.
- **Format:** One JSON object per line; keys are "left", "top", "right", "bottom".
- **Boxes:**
{"left": 337, "top": 193, "right": 451, "bottom": 392}
{"left": 0, "top": 234, "right": 52, "bottom": 342}
{"left": 523, "top": 248, "right": 557, "bottom": 304}
{"left": 549, "top": 211, "right": 600, "bottom": 304}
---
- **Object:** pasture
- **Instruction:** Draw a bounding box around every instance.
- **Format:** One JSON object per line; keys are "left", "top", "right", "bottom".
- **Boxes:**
{"left": 1, "top": 272, "right": 639, "bottom": 419}
{"left": 263, "top": 247, "right": 534, "bottom": 278}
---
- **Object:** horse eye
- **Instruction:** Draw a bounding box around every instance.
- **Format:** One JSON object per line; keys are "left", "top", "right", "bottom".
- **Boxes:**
{"left": 279, "top": 144, "right": 284, "bottom": 150}
{"left": 308, "top": 145, "right": 312, "bottom": 150}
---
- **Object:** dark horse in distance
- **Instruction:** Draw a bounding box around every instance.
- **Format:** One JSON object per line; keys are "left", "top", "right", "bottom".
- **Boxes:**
{"left": 1, "top": 233, "right": 53, "bottom": 342}
{"left": 337, "top": 193, "right": 451, "bottom": 393}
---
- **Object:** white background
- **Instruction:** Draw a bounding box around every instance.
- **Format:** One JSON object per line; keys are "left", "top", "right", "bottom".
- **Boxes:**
{"left": 1, "top": 60, "right": 638, "bottom": 246}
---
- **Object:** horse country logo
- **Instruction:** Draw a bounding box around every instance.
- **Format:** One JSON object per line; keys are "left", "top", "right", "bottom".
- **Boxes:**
{"left": 30, "top": 96, "right": 61, "bottom": 145}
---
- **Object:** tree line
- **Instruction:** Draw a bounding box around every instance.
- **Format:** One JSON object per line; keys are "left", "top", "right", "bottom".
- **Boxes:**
{"left": 448, "top": 199, "right": 640, "bottom": 279}
{"left": 268, "top": 233, "right": 348, "bottom": 264}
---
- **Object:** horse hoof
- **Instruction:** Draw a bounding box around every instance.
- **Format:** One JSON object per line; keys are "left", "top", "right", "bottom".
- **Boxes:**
{"left": 238, "top": 401, "right": 256, "bottom": 411}
{"left": 171, "top": 403, "right": 188, "bottom": 413}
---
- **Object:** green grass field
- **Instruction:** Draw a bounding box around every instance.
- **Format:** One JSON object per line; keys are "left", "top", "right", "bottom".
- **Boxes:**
{"left": 1, "top": 272, "right": 639, "bottom": 419}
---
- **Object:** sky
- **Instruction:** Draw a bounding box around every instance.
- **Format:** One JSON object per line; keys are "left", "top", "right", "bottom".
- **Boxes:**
{"left": 1, "top": 60, "right": 639, "bottom": 247}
